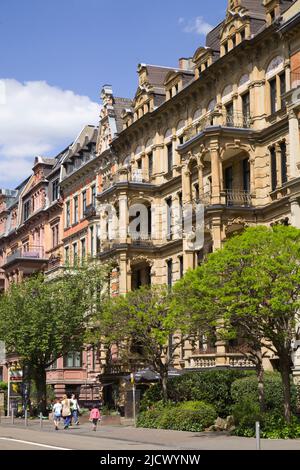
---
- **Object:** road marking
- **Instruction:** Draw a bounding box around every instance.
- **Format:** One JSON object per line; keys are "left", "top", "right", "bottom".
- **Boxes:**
{"left": 0, "top": 437, "right": 71, "bottom": 450}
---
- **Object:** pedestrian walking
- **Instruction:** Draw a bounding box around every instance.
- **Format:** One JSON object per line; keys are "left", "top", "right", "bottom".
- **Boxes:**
{"left": 71, "top": 394, "right": 80, "bottom": 425}
{"left": 52, "top": 398, "right": 62, "bottom": 431}
{"left": 61, "top": 395, "right": 72, "bottom": 429}
{"left": 89, "top": 405, "right": 101, "bottom": 431}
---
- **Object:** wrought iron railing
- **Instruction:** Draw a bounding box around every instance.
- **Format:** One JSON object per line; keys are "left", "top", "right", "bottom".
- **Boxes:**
{"left": 224, "top": 189, "right": 252, "bottom": 207}
{"left": 6, "top": 245, "right": 45, "bottom": 264}
{"left": 83, "top": 204, "right": 97, "bottom": 218}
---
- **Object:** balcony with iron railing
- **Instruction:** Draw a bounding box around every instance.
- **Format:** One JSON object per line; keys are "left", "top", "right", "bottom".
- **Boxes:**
{"left": 102, "top": 169, "right": 150, "bottom": 192}
{"left": 186, "top": 111, "right": 252, "bottom": 142}
{"left": 194, "top": 189, "right": 252, "bottom": 207}
{"left": 4, "top": 245, "right": 46, "bottom": 267}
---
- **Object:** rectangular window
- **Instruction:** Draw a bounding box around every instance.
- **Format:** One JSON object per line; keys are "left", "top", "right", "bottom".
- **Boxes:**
{"left": 66, "top": 201, "right": 71, "bottom": 227}
{"left": 148, "top": 152, "right": 153, "bottom": 177}
{"left": 225, "top": 102, "right": 234, "bottom": 126}
{"left": 242, "top": 158, "right": 251, "bottom": 192}
{"left": 73, "top": 242, "right": 78, "bottom": 265}
{"left": 52, "top": 179, "right": 59, "bottom": 201}
{"left": 280, "top": 73, "right": 286, "bottom": 108}
{"left": 52, "top": 224, "right": 59, "bottom": 248}
{"left": 91, "top": 185, "right": 96, "bottom": 207}
{"left": 74, "top": 196, "right": 78, "bottom": 224}
{"left": 90, "top": 225, "right": 94, "bottom": 255}
{"left": 270, "top": 78, "right": 277, "bottom": 114}
{"left": 166, "top": 198, "right": 172, "bottom": 240}
{"left": 63, "top": 352, "right": 82, "bottom": 368}
{"left": 270, "top": 147, "right": 277, "bottom": 191}
{"left": 167, "top": 143, "right": 173, "bottom": 174}
{"left": 224, "top": 166, "right": 233, "bottom": 191}
{"left": 82, "top": 190, "right": 87, "bottom": 217}
{"left": 24, "top": 200, "right": 31, "bottom": 221}
{"left": 65, "top": 246, "right": 70, "bottom": 265}
{"left": 280, "top": 142, "right": 287, "bottom": 185}
{"left": 179, "top": 256, "right": 184, "bottom": 279}
{"left": 81, "top": 238, "right": 86, "bottom": 262}
{"left": 167, "top": 259, "right": 173, "bottom": 289}
{"left": 242, "top": 92, "right": 250, "bottom": 124}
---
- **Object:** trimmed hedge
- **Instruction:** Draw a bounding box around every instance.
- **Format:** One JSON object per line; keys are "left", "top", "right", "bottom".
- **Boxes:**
{"left": 137, "top": 401, "right": 217, "bottom": 432}
{"left": 141, "top": 370, "right": 254, "bottom": 417}
{"left": 0, "top": 381, "right": 7, "bottom": 391}
{"left": 231, "top": 372, "right": 298, "bottom": 413}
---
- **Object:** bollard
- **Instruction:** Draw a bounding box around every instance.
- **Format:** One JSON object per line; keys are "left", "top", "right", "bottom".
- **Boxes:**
{"left": 39, "top": 412, "right": 43, "bottom": 429}
{"left": 11, "top": 408, "right": 14, "bottom": 425}
{"left": 256, "top": 421, "right": 261, "bottom": 450}
{"left": 24, "top": 409, "right": 28, "bottom": 427}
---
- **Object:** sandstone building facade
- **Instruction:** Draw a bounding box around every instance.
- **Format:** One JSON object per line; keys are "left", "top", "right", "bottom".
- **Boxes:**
{"left": 1, "top": 0, "right": 300, "bottom": 402}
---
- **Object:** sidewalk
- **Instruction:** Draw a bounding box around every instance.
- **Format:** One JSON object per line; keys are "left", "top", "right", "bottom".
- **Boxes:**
{"left": 1, "top": 418, "right": 300, "bottom": 450}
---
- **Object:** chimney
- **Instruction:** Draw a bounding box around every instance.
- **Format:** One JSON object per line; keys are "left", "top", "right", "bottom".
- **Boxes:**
{"left": 178, "top": 57, "right": 194, "bottom": 71}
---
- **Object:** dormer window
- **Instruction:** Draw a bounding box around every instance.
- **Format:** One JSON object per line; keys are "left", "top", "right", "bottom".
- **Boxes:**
{"left": 224, "top": 42, "right": 228, "bottom": 54}
{"left": 240, "top": 29, "right": 245, "bottom": 41}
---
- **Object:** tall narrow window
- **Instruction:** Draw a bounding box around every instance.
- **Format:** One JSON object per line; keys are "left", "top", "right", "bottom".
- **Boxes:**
{"left": 167, "top": 259, "right": 173, "bottom": 289}
{"left": 242, "top": 159, "right": 251, "bottom": 192}
{"left": 90, "top": 225, "right": 94, "bottom": 255}
{"left": 280, "top": 142, "right": 287, "bottom": 185}
{"left": 179, "top": 255, "right": 184, "bottom": 279}
{"left": 194, "top": 183, "right": 200, "bottom": 202}
{"left": 52, "top": 179, "right": 59, "bottom": 201}
{"left": 148, "top": 152, "right": 153, "bottom": 178}
{"left": 66, "top": 201, "right": 70, "bottom": 228}
{"left": 242, "top": 92, "right": 250, "bottom": 126}
{"left": 167, "top": 143, "right": 173, "bottom": 174}
{"left": 52, "top": 224, "right": 59, "bottom": 248}
{"left": 24, "top": 200, "right": 31, "bottom": 221}
{"left": 74, "top": 196, "right": 78, "bottom": 224}
{"left": 81, "top": 238, "right": 86, "bottom": 262}
{"left": 166, "top": 198, "right": 172, "bottom": 240}
{"left": 270, "top": 78, "right": 277, "bottom": 114}
{"left": 82, "top": 190, "right": 87, "bottom": 217}
{"left": 65, "top": 246, "right": 70, "bottom": 265}
{"left": 270, "top": 147, "right": 277, "bottom": 191}
{"left": 225, "top": 166, "right": 233, "bottom": 191}
{"left": 280, "top": 73, "right": 286, "bottom": 108}
{"left": 91, "top": 185, "right": 96, "bottom": 207}
{"left": 73, "top": 242, "right": 78, "bottom": 265}
{"left": 225, "top": 102, "right": 234, "bottom": 126}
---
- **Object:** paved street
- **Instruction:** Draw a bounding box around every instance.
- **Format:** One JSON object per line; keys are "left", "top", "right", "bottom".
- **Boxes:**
{"left": 0, "top": 421, "right": 300, "bottom": 450}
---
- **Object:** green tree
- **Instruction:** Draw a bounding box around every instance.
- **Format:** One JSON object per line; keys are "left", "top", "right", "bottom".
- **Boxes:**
{"left": 89, "top": 285, "right": 204, "bottom": 401}
{"left": 173, "top": 226, "right": 300, "bottom": 423}
{"left": 0, "top": 263, "right": 109, "bottom": 414}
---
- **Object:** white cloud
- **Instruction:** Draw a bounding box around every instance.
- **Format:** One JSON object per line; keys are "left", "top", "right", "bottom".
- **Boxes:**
{"left": 180, "top": 16, "right": 213, "bottom": 35}
{"left": 0, "top": 79, "right": 99, "bottom": 188}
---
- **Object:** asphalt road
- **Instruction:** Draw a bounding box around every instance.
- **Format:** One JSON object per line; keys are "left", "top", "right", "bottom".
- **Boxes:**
{"left": 1, "top": 422, "right": 300, "bottom": 450}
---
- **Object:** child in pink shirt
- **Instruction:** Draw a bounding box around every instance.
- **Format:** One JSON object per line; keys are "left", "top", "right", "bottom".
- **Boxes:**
{"left": 89, "top": 405, "right": 101, "bottom": 431}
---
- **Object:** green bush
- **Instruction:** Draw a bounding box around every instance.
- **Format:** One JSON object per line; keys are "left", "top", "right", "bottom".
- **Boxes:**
{"left": 137, "top": 401, "right": 217, "bottom": 432}
{"left": 231, "top": 397, "right": 261, "bottom": 436}
{"left": 231, "top": 372, "right": 297, "bottom": 414}
{"left": 0, "top": 381, "right": 7, "bottom": 391}
{"left": 141, "top": 370, "right": 254, "bottom": 417}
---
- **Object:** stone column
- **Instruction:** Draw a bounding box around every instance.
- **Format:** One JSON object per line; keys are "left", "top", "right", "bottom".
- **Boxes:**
{"left": 198, "top": 162, "right": 204, "bottom": 199}
{"left": 288, "top": 109, "right": 300, "bottom": 179}
{"left": 210, "top": 147, "right": 221, "bottom": 204}
{"left": 290, "top": 197, "right": 300, "bottom": 229}
{"left": 211, "top": 216, "right": 222, "bottom": 251}
{"left": 215, "top": 319, "right": 227, "bottom": 367}
{"left": 182, "top": 165, "right": 191, "bottom": 205}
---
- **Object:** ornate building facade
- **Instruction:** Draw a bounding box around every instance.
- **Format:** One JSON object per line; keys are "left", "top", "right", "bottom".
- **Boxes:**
{"left": 1, "top": 0, "right": 300, "bottom": 402}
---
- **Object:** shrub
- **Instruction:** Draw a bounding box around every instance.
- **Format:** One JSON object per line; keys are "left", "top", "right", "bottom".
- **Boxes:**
{"left": 137, "top": 401, "right": 217, "bottom": 432}
{"left": 140, "top": 370, "right": 254, "bottom": 417}
{"left": 0, "top": 381, "right": 7, "bottom": 391}
{"left": 231, "top": 372, "right": 297, "bottom": 414}
{"left": 231, "top": 397, "right": 261, "bottom": 437}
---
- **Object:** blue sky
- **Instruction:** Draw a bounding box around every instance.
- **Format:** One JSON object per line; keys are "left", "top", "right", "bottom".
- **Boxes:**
{"left": 0, "top": 0, "right": 227, "bottom": 188}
